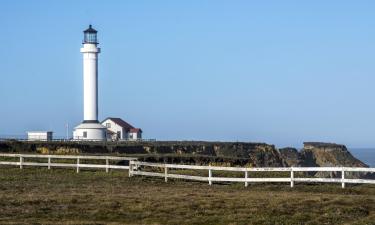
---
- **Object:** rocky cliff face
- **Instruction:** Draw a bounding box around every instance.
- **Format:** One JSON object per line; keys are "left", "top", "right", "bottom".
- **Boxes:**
{"left": 280, "top": 142, "right": 369, "bottom": 178}
{"left": 0, "top": 140, "right": 368, "bottom": 170}
{"left": 126, "top": 142, "right": 285, "bottom": 166}
{"left": 300, "top": 142, "right": 367, "bottom": 168}
{"left": 279, "top": 142, "right": 367, "bottom": 167}
{"left": 0, "top": 140, "right": 285, "bottom": 167}
{"left": 279, "top": 147, "right": 300, "bottom": 166}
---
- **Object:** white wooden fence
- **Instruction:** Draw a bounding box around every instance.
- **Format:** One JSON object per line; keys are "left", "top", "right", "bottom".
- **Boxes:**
{"left": 129, "top": 161, "right": 375, "bottom": 189}
{"left": 0, "top": 153, "right": 136, "bottom": 173}
{"left": 0, "top": 154, "right": 374, "bottom": 189}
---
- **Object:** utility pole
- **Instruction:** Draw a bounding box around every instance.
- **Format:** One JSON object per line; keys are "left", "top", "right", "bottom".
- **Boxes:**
{"left": 65, "top": 123, "right": 69, "bottom": 140}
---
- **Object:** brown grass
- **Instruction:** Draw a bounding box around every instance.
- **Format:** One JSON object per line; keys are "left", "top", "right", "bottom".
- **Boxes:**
{"left": 0, "top": 167, "right": 374, "bottom": 224}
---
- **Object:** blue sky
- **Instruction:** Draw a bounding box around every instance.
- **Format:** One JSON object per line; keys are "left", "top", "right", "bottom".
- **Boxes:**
{"left": 1, "top": 1, "right": 375, "bottom": 148}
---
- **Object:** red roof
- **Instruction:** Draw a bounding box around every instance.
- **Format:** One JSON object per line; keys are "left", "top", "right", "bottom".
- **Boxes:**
{"left": 102, "top": 117, "right": 143, "bottom": 133}
{"left": 129, "top": 128, "right": 142, "bottom": 133}
{"left": 103, "top": 117, "right": 134, "bottom": 131}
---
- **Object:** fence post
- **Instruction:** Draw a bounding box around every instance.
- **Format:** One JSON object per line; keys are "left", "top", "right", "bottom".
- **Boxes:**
{"left": 106, "top": 157, "right": 109, "bottom": 173}
{"left": 164, "top": 165, "right": 168, "bottom": 183}
{"left": 48, "top": 157, "right": 51, "bottom": 170}
{"left": 341, "top": 167, "right": 345, "bottom": 189}
{"left": 245, "top": 170, "right": 248, "bottom": 187}
{"left": 19, "top": 155, "right": 23, "bottom": 169}
{"left": 129, "top": 161, "right": 133, "bottom": 177}
{"left": 208, "top": 167, "right": 212, "bottom": 186}
{"left": 290, "top": 167, "right": 294, "bottom": 188}
{"left": 76, "top": 157, "right": 80, "bottom": 173}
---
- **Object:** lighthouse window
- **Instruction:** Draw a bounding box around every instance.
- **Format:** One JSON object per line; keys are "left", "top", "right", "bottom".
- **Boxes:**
{"left": 83, "top": 132, "right": 87, "bottom": 138}
{"left": 84, "top": 33, "right": 97, "bottom": 43}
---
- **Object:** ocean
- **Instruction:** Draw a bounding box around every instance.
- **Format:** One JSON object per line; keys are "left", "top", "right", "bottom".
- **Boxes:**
{"left": 350, "top": 148, "right": 375, "bottom": 167}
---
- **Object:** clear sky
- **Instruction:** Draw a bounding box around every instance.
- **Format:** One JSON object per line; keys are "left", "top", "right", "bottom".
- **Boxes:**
{"left": 1, "top": 1, "right": 375, "bottom": 148}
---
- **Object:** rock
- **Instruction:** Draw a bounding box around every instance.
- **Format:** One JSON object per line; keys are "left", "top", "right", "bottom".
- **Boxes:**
{"left": 300, "top": 142, "right": 369, "bottom": 178}
{"left": 0, "top": 140, "right": 285, "bottom": 167}
{"left": 279, "top": 147, "right": 300, "bottom": 166}
{"left": 301, "top": 142, "right": 367, "bottom": 167}
{"left": 0, "top": 140, "right": 369, "bottom": 173}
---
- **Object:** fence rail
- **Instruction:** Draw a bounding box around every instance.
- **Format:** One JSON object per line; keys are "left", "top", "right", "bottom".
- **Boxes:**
{"left": 0, "top": 154, "right": 374, "bottom": 189}
{"left": 129, "top": 161, "right": 375, "bottom": 188}
{"left": 0, "top": 153, "right": 136, "bottom": 173}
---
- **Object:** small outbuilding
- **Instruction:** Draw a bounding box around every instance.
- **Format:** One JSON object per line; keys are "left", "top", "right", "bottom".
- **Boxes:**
{"left": 129, "top": 128, "right": 142, "bottom": 140}
{"left": 101, "top": 117, "right": 142, "bottom": 140}
{"left": 27, "top": 131, "right": 53, "bottom": 141}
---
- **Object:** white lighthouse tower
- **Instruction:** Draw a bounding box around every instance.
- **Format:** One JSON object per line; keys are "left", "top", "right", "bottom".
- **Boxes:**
{"left": 73, "top": 25, "right": 107, "bottom": 140}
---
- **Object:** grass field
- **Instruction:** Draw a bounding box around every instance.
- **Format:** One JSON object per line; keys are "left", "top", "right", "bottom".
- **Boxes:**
{"left": 0, "top": 167, "right": 374, "bottom": 225}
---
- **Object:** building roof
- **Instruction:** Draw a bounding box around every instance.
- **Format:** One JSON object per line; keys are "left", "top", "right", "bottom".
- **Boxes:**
{"left": 129, "top": 128, "right": 143, "bottom": 133}
{"left": 27, "top": 131, "right": 53, "bottom": 134}
{"left": 102, "top": 117, "right": 135, "bottom": 131}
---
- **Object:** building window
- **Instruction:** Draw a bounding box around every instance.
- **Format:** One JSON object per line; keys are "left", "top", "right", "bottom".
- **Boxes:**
{"left": 106, "top": 123, "right": 111, "bottom": 128}
{"left": 117, "top": 131, "right": 121, "bottom": 139}
{"left": 83, "top": 132, "right": 87, "bottom": 138}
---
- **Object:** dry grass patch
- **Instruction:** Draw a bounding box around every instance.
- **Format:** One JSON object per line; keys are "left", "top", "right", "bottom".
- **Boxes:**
{"left": 0, "top": 167, "right": 374, "bottom": 224}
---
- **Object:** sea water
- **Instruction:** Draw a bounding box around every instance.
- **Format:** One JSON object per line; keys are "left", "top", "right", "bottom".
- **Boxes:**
{"left": 350, "top": 148, "right": 375, "bottom": 167}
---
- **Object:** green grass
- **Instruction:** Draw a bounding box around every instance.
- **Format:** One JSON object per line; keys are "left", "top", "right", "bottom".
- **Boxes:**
{"left": 0, "top": 167, "right": 374, "bottom": 225}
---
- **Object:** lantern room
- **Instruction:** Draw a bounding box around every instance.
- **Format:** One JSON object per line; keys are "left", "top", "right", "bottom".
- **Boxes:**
{"left": 83, "top": 25, "right": 98, "bottom": 44}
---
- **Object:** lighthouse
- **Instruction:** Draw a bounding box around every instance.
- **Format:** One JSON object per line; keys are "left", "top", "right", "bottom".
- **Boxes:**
{"left": 73, "top": 25, "right": 107, "bottom": 140}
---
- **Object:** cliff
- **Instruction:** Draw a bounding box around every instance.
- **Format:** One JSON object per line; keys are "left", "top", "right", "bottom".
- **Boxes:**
{"left": 0, "top": 140, "right": 285, "bottom": 167}
{"left": 279, "top": 147, "right": 300, "bottom": 166}
{"left": 0, "top": 140, "right": 369, "bottom": 171}
{"left": 300, "top": 142, "right": 367, "bottom": 168}
{"left": 279, "top": 142, "right": 370, "bottom": 178}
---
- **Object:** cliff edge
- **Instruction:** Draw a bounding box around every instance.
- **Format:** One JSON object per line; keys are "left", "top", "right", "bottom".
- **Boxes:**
{"left": 0, "top": 140, "right": 285, "bottom": 167}
{"left": 0, "top": 140, "right": 369, "bottom": 171}
{"left": 280, "top": 142, "right": 370, "bottom": 178}
{"left": 300, "top": 142, "right": 367, "bottom": 168}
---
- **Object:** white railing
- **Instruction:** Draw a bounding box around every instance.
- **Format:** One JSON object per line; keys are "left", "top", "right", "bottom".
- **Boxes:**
{"left": 0, "top": 153, "right": 136, "bottom": 174}
{"left": 1, "top": 154, "right": 374, "bottom": 189}
{"left": 129, "top": 161, "right": 375, "bottom": 188}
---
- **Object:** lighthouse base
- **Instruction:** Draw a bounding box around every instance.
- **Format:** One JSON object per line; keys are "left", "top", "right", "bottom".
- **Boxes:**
{"left": 73, "top": 122, "right": 107, "bottom": 141}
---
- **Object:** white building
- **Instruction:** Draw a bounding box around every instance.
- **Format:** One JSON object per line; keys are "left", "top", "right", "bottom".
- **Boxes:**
{"left": 27, "top": 131, "right": 53, "bottom": 141}
{"left": 73, "top": 25, "right": 107, "bottom": 140}
{"left": 101, "top": 117, "right": 142, "bottom": 140}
